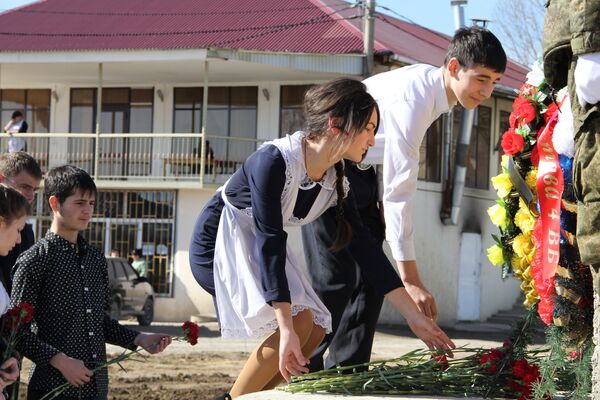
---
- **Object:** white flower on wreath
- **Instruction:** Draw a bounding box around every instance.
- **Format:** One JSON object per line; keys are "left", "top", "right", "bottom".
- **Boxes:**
{"left": 525, "top": 58, "right": 545, "bottom": 87}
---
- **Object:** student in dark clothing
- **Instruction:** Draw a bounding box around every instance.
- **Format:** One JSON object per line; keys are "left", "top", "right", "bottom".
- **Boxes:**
{"left": 302, "top": 163, "right": 385, "bottom": 372}
{"left": 11, "top": 165, "right": 171, "bottom": 400}
{"left": 189, "top": 78, "right": 455, "bottom": 399}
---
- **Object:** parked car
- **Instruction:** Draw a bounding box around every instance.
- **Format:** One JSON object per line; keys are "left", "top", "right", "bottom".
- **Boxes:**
{"left": 106, "top": 256, "right": 154, "bottom": 326}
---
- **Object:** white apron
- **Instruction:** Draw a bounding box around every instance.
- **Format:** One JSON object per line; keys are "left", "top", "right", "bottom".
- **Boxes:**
{"left": 213, "top": 132, "right": 347, "bottom": 338}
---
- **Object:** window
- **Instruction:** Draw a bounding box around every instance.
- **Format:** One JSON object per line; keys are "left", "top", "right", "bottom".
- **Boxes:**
{"left": 113, "top": 262, "right": 128, "bottom": 280}
{"left": 280, "top": 85, "right": 313, "bottom": 137}
{"left": 497, "top": 110, "right": 511, "bottom": 172}
{"left": 0, "top": 89, "right": 51, "bottom": 169}
{"left": 107, "top": 262, "right": 117, "bottom": 281}
{"left": 69, "top": 88, "right": 154, "bottom": 177}
{"left": 453, "top": 106, "right": 492, "bottom": 190}
{"left": 173, "top": 86, "right": 258, "bottom": 176}
{"left": 418, "top": 115, "right": 443, "bottom": 182}
{"left": 121, "top": 261, "right": 139, "bottom": 280}
{"left": 32, "top": 189, "right": 176, "bottom": 295}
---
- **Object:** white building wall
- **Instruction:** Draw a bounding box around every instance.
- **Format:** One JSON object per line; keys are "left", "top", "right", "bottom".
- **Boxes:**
{"left": 377, "top": 188, "right": 521, "bottom": 327}
{"left": 154, "top": 188, "right": 214, "bottom": 321}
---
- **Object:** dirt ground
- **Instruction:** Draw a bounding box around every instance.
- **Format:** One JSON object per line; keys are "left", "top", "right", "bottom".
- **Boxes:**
{"left": 18, "top": 349, "right": 249, "bottom": 400}
{"left": 19, "top": 350, "right": 246, "bottom": 400}
{"left": 14, "top": 320, "right": 512, "bottom": 400}
{"left": 16, "top": 321, "right": 253, "bottom": 400}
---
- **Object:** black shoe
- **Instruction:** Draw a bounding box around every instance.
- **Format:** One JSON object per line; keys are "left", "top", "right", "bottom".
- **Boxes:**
{"left": 214, "top": 393, "right": 232, "bottom": 400}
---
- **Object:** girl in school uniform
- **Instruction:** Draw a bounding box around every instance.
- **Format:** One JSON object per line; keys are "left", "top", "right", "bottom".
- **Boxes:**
{"left": 189, "top": 78, "right": 455, "bottom": 399}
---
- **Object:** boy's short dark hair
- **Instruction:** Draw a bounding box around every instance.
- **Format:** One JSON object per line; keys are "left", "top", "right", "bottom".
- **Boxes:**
{"left": 0, "top": 152, "right": 43, "bottom": 180}
{"left": 444, "top": 26, "right": 507, "bottom": 73}
{"left": 11, "top": 111, "right": 23, "bottom": 119}
{"left": 44, "top": 165, "right": 97, "bottom": 205}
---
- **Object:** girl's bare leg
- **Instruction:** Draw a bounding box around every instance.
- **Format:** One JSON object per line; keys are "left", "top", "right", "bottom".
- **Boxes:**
{"left": 229, "top": 310, "right": 325, "bottom": 398}
{"left": 262, "top": 323, "right": 325, "bottom": 390}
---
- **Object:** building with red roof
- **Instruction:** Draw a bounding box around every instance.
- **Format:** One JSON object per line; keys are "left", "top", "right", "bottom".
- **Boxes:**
{"left": 0, "top": 0, "right": 524, "bottom": 325}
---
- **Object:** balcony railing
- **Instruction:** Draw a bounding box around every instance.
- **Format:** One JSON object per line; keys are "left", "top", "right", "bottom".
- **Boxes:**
{"left": 0, "top": 132, "right": 266, "bottom": 187}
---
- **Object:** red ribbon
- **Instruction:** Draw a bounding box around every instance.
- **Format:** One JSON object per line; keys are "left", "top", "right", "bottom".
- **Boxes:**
{"left": 535, "top": 112, "right": 563, "bottom": 280}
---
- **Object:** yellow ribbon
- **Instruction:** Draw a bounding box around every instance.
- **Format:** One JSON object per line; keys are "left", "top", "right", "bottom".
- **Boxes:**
{"left": 555, "top": 285, "right": 581, "bottom": 305}
{"left": 562, "top": 199, "right": 577, "bottom": 213}
{"left": 555, "top": 265, "right": 574, "bottom": 280}
{"left": 553, "top": 315, "right": 570, "bottom": 327}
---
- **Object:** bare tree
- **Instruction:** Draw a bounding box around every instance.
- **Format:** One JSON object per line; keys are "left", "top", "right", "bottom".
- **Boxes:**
{"left": 491, "top": 0, "right": 544, "bottom": 68}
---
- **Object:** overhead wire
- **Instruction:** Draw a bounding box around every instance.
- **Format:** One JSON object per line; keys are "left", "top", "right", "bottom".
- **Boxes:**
{"left": 0, "top": 5, "right": 359, "bottom": 38}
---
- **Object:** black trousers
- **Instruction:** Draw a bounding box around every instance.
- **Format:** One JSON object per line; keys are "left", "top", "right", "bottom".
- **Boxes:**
{"left": 302, "top": 205, "right": 384, "bottom": 372}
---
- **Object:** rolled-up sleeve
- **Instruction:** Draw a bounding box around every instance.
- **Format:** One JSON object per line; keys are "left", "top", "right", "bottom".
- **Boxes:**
{"left": 382, "top": 101, "right": 432, "bottom": 261}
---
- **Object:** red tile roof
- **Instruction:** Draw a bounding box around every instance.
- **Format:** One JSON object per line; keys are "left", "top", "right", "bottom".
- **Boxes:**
{"left": 0, "top": 0, "right": 527, "bottom": 88}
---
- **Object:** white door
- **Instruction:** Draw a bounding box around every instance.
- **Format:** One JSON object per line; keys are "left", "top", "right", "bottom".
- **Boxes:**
{"left": 457, "top": 232, "right": 482, "bottom": 321}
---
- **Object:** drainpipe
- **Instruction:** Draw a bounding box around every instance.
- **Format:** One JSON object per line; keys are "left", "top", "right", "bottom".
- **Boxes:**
{"left": 441, "top": 0, "right": 474, "bottom": 225}
{"left": 363, "top": 0, "right": 375, "bottom": 78}
{"left": 94, "top": 63, "right": 103, "bottom": 180}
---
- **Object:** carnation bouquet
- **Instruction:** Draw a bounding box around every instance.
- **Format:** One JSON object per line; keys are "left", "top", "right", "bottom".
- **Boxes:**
{"left": 284, "top": 311, "right": 580, "bottom": 399}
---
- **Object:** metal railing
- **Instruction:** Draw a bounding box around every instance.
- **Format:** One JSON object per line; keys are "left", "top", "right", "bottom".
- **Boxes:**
{"left": 0, "top": 132, "right": 266, "bottom": 186}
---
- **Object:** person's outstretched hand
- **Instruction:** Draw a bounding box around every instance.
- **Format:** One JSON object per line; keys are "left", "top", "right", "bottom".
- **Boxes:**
{"left": 134, "top": 333, "right": 172, "bottom": 354}
{"left": 406, "top": 311, "right": 455, "bottom": 356}
{"left": 278, "top": 328, "right": 309, "bottom": 382}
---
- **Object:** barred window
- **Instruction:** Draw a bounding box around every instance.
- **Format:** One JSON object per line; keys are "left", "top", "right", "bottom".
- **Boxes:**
{"left": 497, "top": 110, "right": 511, "bottom": 173}
{"left": 31, "top": 190, "right": 176, "bottom": 295}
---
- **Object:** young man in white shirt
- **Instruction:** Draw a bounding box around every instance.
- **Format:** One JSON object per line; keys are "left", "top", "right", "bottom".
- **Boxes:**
{"left": 363, "top": 26, "right": 506, "bottom": 321}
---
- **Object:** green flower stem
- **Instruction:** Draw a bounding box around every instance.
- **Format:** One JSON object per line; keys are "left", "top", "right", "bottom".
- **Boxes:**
{"left": 40, "top": 349, "right": 146, "bottom": 400}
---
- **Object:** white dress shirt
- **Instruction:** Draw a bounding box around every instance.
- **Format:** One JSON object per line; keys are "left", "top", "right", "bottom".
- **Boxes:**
{"left": 363, "top": 65, "right": 451, "bottom": 261}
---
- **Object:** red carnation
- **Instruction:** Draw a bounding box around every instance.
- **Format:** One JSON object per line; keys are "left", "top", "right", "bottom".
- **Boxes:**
{"left": 430, "top": 353, "right": 449, "bottom": 370}
{"left": 182, "top": 320, "right": 199, "bottom": 346}
{"left": 4, "top": 301, "right": 34, "bottom": 329}
{"left": 512, "top": 358, "right": 528, "bottom": 379}
{"left": 479, "top": 348, "right": 504, "bottom": 373}
{"left": 519, "top": 83, "right": 536, "bottom": 96}
{"left": 512, "top": 97, "right": 537, "bottom": 125}
{"left": 501, "top": 129, "right": 525, "bottom": 155}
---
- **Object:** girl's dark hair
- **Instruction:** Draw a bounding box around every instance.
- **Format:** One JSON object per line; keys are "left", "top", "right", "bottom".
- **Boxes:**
{"left": 0, "top": 184, "right": 30, "bottom": 224}
{"left": 303, "top": 78, "right": 378, "bottom": 252}
{"left": 44, "top": 165, "right": 97, "bottom": 205}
